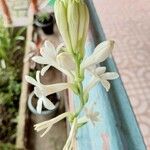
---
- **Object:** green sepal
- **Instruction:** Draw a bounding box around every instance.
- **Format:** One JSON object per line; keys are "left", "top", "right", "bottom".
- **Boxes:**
{"left": 68, "top": 112, "right": 76, "bottom": 123}
{"left": 70, "top": 83, "right": 79, "bottom": 95}
{"left": 77, "top": 122, "right": 87, "bottom": 128}
{"left": 83, "top": 92, "right": 89, "bottom": 104}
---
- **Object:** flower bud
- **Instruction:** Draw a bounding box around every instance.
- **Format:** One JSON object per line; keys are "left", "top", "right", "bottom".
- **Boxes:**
{"left": 67, "top": 0, "right": 79, "bottom": 52}
{"left": 77, "top": 2, "right": 89, "bottom": 57}
{"left": 54, "top": 0, "right": 89, "bottom": 57}
{"left": 54, "top": 0, "right": 72, "bottom": 52}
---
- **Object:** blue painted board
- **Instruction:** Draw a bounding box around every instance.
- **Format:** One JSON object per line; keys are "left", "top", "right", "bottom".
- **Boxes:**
{"left": 72, "top": 0, "right": 146, "bottom": 149}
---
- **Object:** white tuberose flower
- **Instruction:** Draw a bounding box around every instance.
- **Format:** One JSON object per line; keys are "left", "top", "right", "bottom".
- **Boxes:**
{"left": 85, "top": 67, "right": 119, "bottom": 92}
{"left": 81, "top": 40, "right": 114, "bottom": 69}
{"left": 25, "top": 71, "right": 70, "bottom": 114}
{"left": 32, "top": 40, "right": 75, "bottom": 79}
{"left": 63, "top": 118, "right": 77, "bottom": 150}
{"left": 34, "top": 112, "right": 70, "bottom": 137}
{"left": 80, "top": 40, "right": 119, "bottom": 92}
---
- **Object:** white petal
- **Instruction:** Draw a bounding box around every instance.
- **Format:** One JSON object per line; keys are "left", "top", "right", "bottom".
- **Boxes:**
{"left": 44, "top": 40, "right": 56, "bottom": 58}
{"left": 86, "top": 65, "right": 96, "bottom": 73}
{"left": 100, "top": 79, "right": 111, "bottom": 92}
{"left": 32, "top": 56, "right": 49, "bottom": 64}
{"left": 36, "top": 71, "right": 41, "bottom": 83}
{"left": 34, "top": 87, "right": 42, "bottom": 98}
{"left": 40, "top": 125, "right": 53, "bottom": 137}
{"left": 42, "top": 97, "right": 55, "bottom": 110}
{"left": 37, "top": 98, "right": 43, "bottom": 114}
{"left": 96, "top": 67, "right": 106, "bottom": 75}
{"left": 57, "top": 52, "right": 76, "bottom": 71}
{"left": 41, "top": 65, "right": 51, "bottom": 76}
{"left": 94, "top": 40, "right": 114, "bottom": 55}
{"left": 81, "top": 40, "right": 114, "bottom": 68}
{"left": 63, "top": 119, "right": 77, "bottom": 150}
{"left": 44, "top": 83, "right": 69, "bottom": 96}
{"left": 25, "top": 75, "right": 39, "bottom": 87}
{"left": 34, "top": 112, "right": 69, "bottom": 137}
{"left": 101, "top": 72, "right": 119, "bottom": 80}
{"left": 54, "top": 65, "right": 74, "bottom": 80}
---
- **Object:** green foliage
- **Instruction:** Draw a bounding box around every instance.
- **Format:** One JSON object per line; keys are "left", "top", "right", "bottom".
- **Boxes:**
{"left": 37, "top": 12, "right": 50, "bottom": 23}
{"left": 0, "top": 17, "right": 26, "bottom": 61}
{"left": 0, "top": 17, "right": 25, "bottom": 105}
{"left": 0, "top": 19, "right": 10, "bottom": 59}
{"left": 0, "top": 17, "right": 26, "bottom": 146}
{"left": 0, "top": 143, "right": 16, "bottom": 150}
{"left": 0, "top": 67, "right": 21, "bottom": 105}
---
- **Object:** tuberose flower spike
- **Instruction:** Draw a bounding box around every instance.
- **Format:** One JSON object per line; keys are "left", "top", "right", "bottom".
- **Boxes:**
{"left": 27, "top": 0, "right": 120, "bottom": 149}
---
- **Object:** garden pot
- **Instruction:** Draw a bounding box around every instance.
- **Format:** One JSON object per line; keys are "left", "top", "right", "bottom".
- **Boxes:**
{"left": 28, "top": 91, "right": 60, "bottom": 118}
{"left": 34, "top": 13, "right": 55, "bottom": 35}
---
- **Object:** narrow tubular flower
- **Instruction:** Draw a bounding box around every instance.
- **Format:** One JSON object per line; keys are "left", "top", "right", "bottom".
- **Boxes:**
{"left": 63, "top": 118, "right": 77, "bottom": 150}
{"left": 44, "top": 82, "right": 71, "bottom": 96}
{"left": 54, "top": 0, "right": 72, "bottom": 52}
{"left": 34, "top": 112, "right": 70, "bottom": 137}
{"left": 81, "top": 40, "right": 115, "bottom": 69}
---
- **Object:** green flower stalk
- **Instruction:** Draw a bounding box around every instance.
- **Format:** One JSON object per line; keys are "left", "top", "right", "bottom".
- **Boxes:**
{"left": 54, "top": 0, "right": 89, "bottom": 58}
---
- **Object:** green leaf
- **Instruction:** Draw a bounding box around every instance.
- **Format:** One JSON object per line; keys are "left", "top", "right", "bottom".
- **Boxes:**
{"left": 15, "top": 36, "right": 25, "bottom": 41}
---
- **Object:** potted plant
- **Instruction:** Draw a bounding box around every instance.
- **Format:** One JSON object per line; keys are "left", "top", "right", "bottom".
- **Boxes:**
{"left": 34, "top": 12, "right": 55, "bottom": 35}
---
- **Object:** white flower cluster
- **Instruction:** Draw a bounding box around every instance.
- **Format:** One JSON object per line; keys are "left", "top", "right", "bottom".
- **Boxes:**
{"left": 25, "top": 40, "right": 119, "bottom": 147}
{"left": 26, "top": 40, "right": 118, "bottom": 114}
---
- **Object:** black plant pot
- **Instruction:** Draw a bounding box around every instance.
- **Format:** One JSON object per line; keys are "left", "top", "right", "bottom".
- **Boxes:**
{"left": 34, "top": 13, "right": 55, "bottom": 35}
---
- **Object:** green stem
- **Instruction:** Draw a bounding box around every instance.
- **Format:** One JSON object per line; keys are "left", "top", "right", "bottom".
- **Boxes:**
{"left": 73, "top": 54, "right": 85, "bottom": 118}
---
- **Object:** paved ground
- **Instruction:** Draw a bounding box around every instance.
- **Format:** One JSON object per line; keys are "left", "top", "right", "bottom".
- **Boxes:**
{"left": 93, "top": 0, "right": 150, "bottom": 149}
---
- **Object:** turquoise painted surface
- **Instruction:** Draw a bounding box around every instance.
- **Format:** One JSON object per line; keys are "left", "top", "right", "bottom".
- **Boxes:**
{"left": 72, "top": 0, "right": 146, "bottom": 149}
{"left": 48, "top": 0, "right": 55, "bottom": 6}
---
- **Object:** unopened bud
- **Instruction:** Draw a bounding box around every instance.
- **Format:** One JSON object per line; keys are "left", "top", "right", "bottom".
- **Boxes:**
{"left": 54, "top": 0, "right": 89, "bottom": 58}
